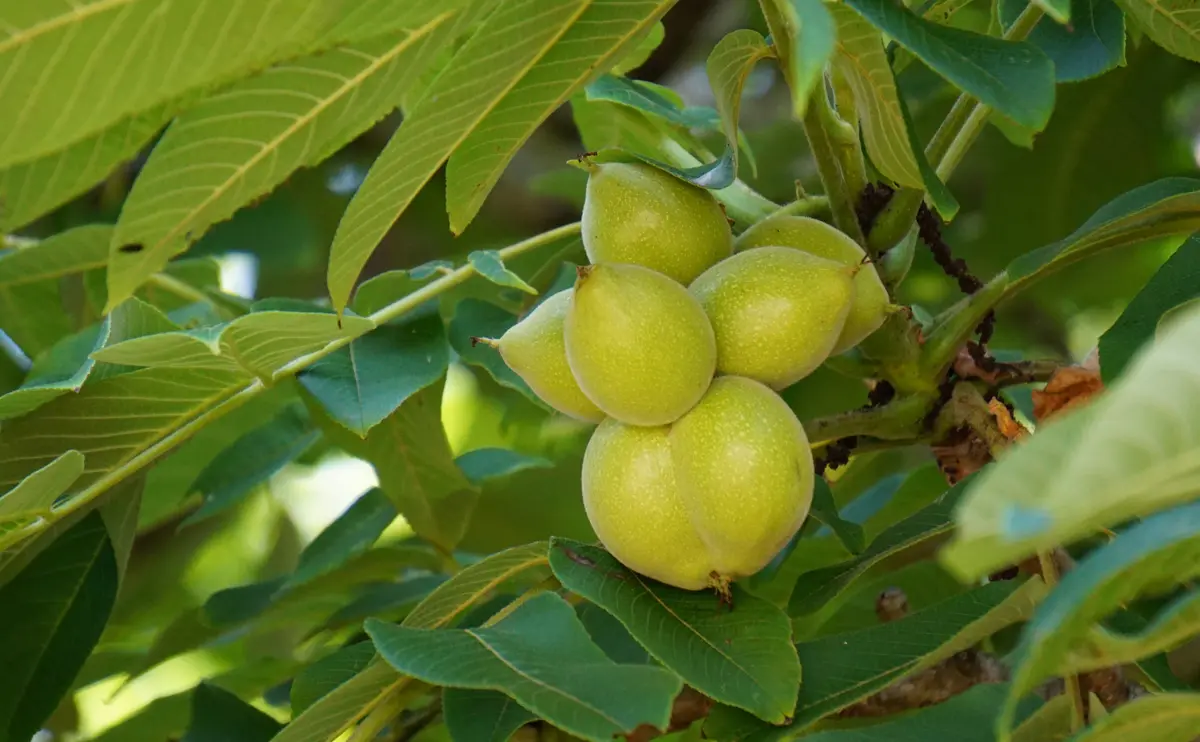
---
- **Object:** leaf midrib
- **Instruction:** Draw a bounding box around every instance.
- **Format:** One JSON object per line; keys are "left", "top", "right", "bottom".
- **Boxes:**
{"left": 0, "top": 0, "right": 137, "bottom": 56}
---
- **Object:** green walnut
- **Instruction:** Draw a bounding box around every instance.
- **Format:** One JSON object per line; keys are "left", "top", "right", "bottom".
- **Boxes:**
{"left": 582, "top": 161, "right": 732, "bottom": 285}
{"left": 689, "top": 246, "right": 855, "bottom": 389}
{"left": 736, "top": 214, "right": 890, "bottom": 353}
{"left": 565, "top": 263, "right": 716, "bottom": 426}
{"left": 483, "top": 291, "right": 604, "bottom": 423}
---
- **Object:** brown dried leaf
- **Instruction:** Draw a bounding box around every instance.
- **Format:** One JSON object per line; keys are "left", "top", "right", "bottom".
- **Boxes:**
{"left": 988, "top": 398, "right": 1028, "bottom": 441}
{"left": 932, "top": 425, "right": 992, "bottom": 485}
{"left": 1031, "top": 366, "right": 1104, "bottom": 422}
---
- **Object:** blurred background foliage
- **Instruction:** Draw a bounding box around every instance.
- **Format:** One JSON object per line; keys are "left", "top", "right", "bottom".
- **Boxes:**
{"left": 3, "top": 0, "right": 1199, "bottom": 737}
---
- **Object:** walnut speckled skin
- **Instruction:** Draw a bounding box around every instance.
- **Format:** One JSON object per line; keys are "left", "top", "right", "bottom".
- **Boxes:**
{"left": 498, "top": 291, "right": 604, "bottom": 423}
{"left": 689, "top": 246, "right": 854, "bottom": 389}
{"left": 565, "top": 263, "right": 716, "bottom": 426}
{"left": 581, "top": 420, "right": 715, "bottom": 591}
{"left": 582, "top": 162, "right": 732, "bottom": 286}
{"left": 736, "top": 215, "right": 890, "bottom": 354}
{"left": 669, "top": 377, "right": 814, "bottom": 578}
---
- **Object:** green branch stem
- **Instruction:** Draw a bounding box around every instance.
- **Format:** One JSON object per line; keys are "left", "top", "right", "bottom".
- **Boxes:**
{"left": 20, "top": 222, "right": 583, "bottom": 547}
{"left": 803, "top": 392, "right": 936, "bottom": 446}
{"left": 802, "top": 91, "right": 867, "bottom": 246}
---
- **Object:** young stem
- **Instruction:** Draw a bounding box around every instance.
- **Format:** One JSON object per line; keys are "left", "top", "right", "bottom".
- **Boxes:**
{"left": 1037, "top": 549, "right": 1087, "bottom": 730}
{"left": 804, "top": 392, "right": 937, "bottom": 446}
{"left": 20, "top": 223, "right": 582, "bottom": 546}
{"left": 802, "top": 92, "right": 867, "bottom": 246}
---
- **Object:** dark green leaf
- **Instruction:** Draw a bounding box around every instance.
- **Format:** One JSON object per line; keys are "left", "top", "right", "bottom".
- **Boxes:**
{"left": 1000, "top": 0, "right": 1126, "bottom": 82}
{"left": 549, "top": 539, "right": 801, "bottom": 724}
{"left": 185, "top": 403, "right": 319, "bottom": 525}
{"left": 585, "top": 75, "right": 720, "bottom": 132}
{"left": 842, "top": 0, "right": 1055, "bottom": 130}
{"left": 0, "top": 512, "right": 118, "bottom": 742}
{"left": 444, "top": 688, "right": 536, "bottom": 742}
{"left": 808, "top": 477, "right": 866, "bottom": 554}
{"left": 182, "top": 684, "right": 281, "bottom": 742}
{"left": 206, "top": 579, "right": 287, "bottom": 627}
{"left": 291, "top": 642, "right": 377, "bottom": 715}
{"left": 298, "top": 315, "right": 449, "bottom": 437}
{"left": 1065, "top": 693, "right": 1200, "bottom": 742}
{"left": 351, "top": 268, "right": 442, "bottom": 316}
{"left": 456, "top": 448, "right": 554, "bottom": 485}
{"left": 367, "top": 592, "right": 683, "bottom": 742}
{"left": 448, "top": 299, "right": 537, "bottom": 402}
{"left": 1099, "top": 233, "right": 1200, "bottom": 382}
{"left": 318, "top": 380, "right": 477, "bottom": 552}
{"left": 1001, "top": 501, "right": 1200, "bottom": 734}
{"left": 287, "top": 489, "right": 397, "bottom": 587}
{"left": 319, "top": 575, "right": 449, "bottom": 633}
{"left": 468, "top": 251, "right": 539, "bottom": 295}
{"left": 575, "top": 601, "right": 650, "bottom": 665}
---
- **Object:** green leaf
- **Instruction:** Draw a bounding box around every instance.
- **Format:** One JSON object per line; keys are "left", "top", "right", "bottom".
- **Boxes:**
{"left": 291, "top": 643, "right": 376, "bottom": 715}
{"left": 1000, "top": 0, "right": 1126, "bottom": 82}
{"left": 774, "top": 0, "right": 837, "bottom": 120}
{"left": 808, "top": 477, "right": 866, "bottom": 554}
{"left": 789, "top": 479, "right": 965, "bottom": 618}
{"left": 1065, "top": 693, "right": 1200, "bottom": 742}
{"left": 106, "top": 20, "right": 452, "bottom": 308}
{"left": 445, "top": 0, "right": 676, "bottom": 232}
{"left": 444, "top": 688, "right": 537, "bottom": 742}
{"left": 1116, "top": 0, "right": 1200, "bottom": 62}
{"left": 90, "top": 326, "right": 240, "bottom": 372}
{"left": 299, "top": 314, "right": 449, "bottom": 437}
{"left": 705, "top": 29, "right": 774, "bottom": 187}
{"left": 842, "top": 0, "right": 1055, "bottom": 130}
{"left": 1004, "top": 178, "right": 1200, "bottom": 296}
{"left": 182, "top": 683, "right": 282, "bottom": 742}
{"left": 0, "top": 224, "right": 113, "bottom": 287}
{"left": 448, "top": 299, "right": 538, "bottom": 402}
{"left": 269, "top": 660, "right": 399, "bottom": 742}
{"left": 1000, "top": 501, "right": 1200, "bottom": 733}
{"left": 0, "top": 105, "right": 173, "bottom": 232}
{"left": 0, "top": 512, "right": 118, "bottom": 742}
{"left": 1099, "top": 233, "right": 1200, "bottom": 382}
{"left": 286, "top": 488, "right": 396, "bottom": 587}
{"left": 367, "top": 592, "right": 683, "bottom": 742}
{"left": 351, "top": 268, "right": 442, "bottom": 316}
{"left": 0, "top": 321, "right": 109, "bottom": 422}
{"left": 317, "top": 380, "right": 477, "bottom": 551}
{"left": 711, "top": 578, "right": 1046, "bottom": 740}
{"left": 0, "top": 366, "right": 251, "bottom": 497}
{"left": 185, "top": 403, "right": 319, "bottom": 525}
{"left": 406, "top": 541, "right": 551, "bottom": 629}
{"left": 584, "top": 75, "right": 719, "bottom": 131}
{"left": 549, "top": 539, "right": 801, "bottom": 724}
{"left": 325, "top": 0, "right": 593, "bottom": 314}
{"left": 943, "top": 303, "right": 1200, "bottom": 579}
{"left": 611, "top": 21, "right": 665, "bottom": 75}
{"left": 0, "top": 279, "right": 72, "bottom": 358}
{"left": 1012, "top": 692, "right": 1076, "bottom": 742}
{"left": 318, "top": 575, "right": 448, "bottom": 634}
{"left": 468, "top": 251, "right": 539, "bottom": 295}
{"left": 220, "top": 310, "right": 375, "bottom": 381}
{"left": 827, "top": 3, "right": 922, "bottom": 190}
{"left": 0, "top": 451, "right": 84, "bottom": 533}
{"left": 456, "top": 448, "right": 553, "bottom": 485}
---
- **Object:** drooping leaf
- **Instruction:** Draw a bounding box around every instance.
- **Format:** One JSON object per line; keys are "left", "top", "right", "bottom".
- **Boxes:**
{"left": 583, "top": 75, "right": 719, "bottom": 131}
{"left": 1116, "top": 0, "right": 1200, "bottom": 62}
{"left": 290, "top": 642, "right": 376, "bottom": 715}
{"left": 1064, "top": 693, "right": 1200, "bottom": 742}
{"left": 182, "top": 683, "right": 282, "bottom": 742}
{"left": 317, "top": 380, "right": 476, "bottom": 552}
{"left": 456, "top": 448, "right": 554, "bottom": 485}
{"left": 286, "top": 488, "right": 397, "bottom": 587}
{"left": 298, "top": 313, "right": 449, "bottom": 437}
{"left": 445, "top": 0, "right": 677, "bottom": 232}
{"left": 808, "top": 476, "right": 866, "bottom": 555}
{"left": 1099, "top": 233, "right": 1200, "bottom": 382}
{"left": 220, "top": 310, "right": 375, "bottom": 381}
{"left": 0, "top": 451, "right": 85, "bottom": 538}
{"left": 943, "top": 304, "right": 1200, "bottom": 579}
{"left": 765, "top": 0, "right": 837, "bottom": 120}
{"left": 0, "top": 106, "right": 174, "bottom": 232}
{"left": 0, "top": 321, "right": 110, "bottom": 422}
{"left": 367, "top": 592, "right": 683, "bottom": 742}
{"left": 841, "top": 0, "right": 1055, "bottom": 131}
{"left": 0, "top": 224, "right": 113, "bottom": 288}
{"left": 705, "top": 29, "right": 773, "bottom": 185}
{"left": 468, "top": 251, "right": 539, "bottom": 295}
{"left": 0, "top": 367, "right": 251, "bottom": 499}
{"left": 549, "top": 539, "right": 801, "bottom": 724}
{"left": 709, "top": 578, "right": 1046, "bottom": 739}
{"left": 448, "top": 299, "right": 538, "bottom": 402}
{"left": 325, "top": 0, "right": 593, "bottom": 313}
{"left": 107, "top": 18, "right": 452, "bottom": 307}
{"left": 184, "top": 403, "right": 319, "bottom": 525}
{"left": 999, "top": 501, "right": 1200, "bottom": 734}
{"left": 1000, "top": 0, "right": 1126, "bottom": 82}
{"left": 826, "top": 3, "right": 922, "bottom": 190}
{"left": 0, "top": 512, "right": 118, "bottom": 742}
{"left": 444, "top": 688, "right": 537, "bottom": 742}
{"left": 1003, "top": 178, "right": 1200, "bottom": 298}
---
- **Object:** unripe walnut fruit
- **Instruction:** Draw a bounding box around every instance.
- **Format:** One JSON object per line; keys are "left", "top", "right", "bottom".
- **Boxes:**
{"left": 736, "top": 215, "right": 890, "bottom": 353}
{"left": 582, "top": 162, "right": 732, "bottom": 285}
